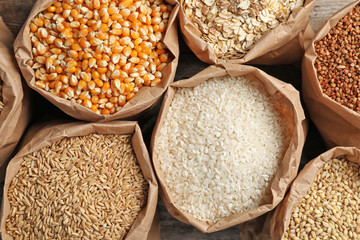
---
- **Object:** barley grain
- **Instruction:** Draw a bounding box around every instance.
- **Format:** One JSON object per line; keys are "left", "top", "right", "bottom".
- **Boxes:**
{"left": 6, "top": 134, "right": 148, "bottom": 240}
{"left": 283, "top": 157, "right": 360, "bottom": 239}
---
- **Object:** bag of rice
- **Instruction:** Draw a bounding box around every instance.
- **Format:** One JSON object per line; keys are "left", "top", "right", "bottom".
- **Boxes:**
{"left": 151, "top": 64, "right": 307, "bottom": 232}
{"left": 0, "top": 121, "right": 159, "bottom": 240}
{"left": 178, "top": 0, "right": 315, "bottom": 65}
{"left": 0, "top": 17, "right": 31, "bottom": 181}
{"left": 303, "top": 1, "right": 360, "bottom": 148}
{"left": 271, "top": 147, "right": 360, "bottom": 239}
{"left": 14, "top": 0, "right": 179, "bottom": 122}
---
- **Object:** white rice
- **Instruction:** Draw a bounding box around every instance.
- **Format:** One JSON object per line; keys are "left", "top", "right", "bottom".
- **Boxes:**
{"left": 154, "top": 75, "right": 293, "bottom": 223}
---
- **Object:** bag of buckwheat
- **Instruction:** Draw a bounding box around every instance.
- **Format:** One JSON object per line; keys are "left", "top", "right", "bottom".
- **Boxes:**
{"left": 271, "top": 147, "right": 360, "bottom": 239}
{"left": 14, "top": 0, "right": 179, "bottom": 122}
{"left": 0, "top": 17, "right": 31, "bottom": 181}
{"left": 151, "top": 64, "right": 307, "bottom": 232}
{"left": 0, "top": 121, "right": 159, "bottom": 240}
{"left": 303, "top": 1, "right": 360, "bottom": 148}
{"left": 178, "top": 0, "right": 315, "bottom": 65}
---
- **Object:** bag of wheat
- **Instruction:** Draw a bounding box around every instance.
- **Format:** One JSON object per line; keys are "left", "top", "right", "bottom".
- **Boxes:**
{"left": 14, "top": 0, "right": 179, "bottom": 122}
{"left": 178, "top": 0, "right": 315, "bottom": 65}
{"left": 0, "top": 121, "right": 159, "bottom": 240}
{"left": 151, "top": 64, "right": 307, "bottom": 232}
{"left": 0, "top": 17, "right": 31, "bottom": 181}
{"left": 271, "top": 147, "right": 360, "bottom": 239}
{"left": 303, "top": 1, "right": 360, "bottom": 148}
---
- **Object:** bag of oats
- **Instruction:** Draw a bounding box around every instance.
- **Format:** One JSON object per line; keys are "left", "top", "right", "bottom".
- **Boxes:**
{"left": 303, "top": 1, "right": 360, "bottom": 148}
{"left": 178, "top": 0, "right": 315, "bottom": 65}
{"left": 0, "top": 121, "right": 159, "bottom": 240}
{"left": 151, "top": 64, "right": 307, "bottom": 232}
{"left": 271, "top": 147, "right": 360, "bottom": 239}
{"left": 14, "top": 0, "right": 179, "bottom": 122}
{"left": 0, "top": 17, "right": 31, "bottom": 181}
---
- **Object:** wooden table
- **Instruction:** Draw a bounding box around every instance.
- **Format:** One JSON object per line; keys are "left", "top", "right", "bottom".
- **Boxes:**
{"left": 0, "top": 0, "right": 353, "bottom": 239}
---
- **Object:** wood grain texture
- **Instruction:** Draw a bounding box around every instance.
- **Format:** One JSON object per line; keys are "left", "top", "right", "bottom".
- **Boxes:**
{"left": 309, "top": 0, "right": 352, "bottom": 32}
{"left": 0, "top": 0, "right": 352, "bottom": 239}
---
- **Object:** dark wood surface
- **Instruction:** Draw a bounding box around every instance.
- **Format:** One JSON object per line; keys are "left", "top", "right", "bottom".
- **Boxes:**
{"left": 0, "top": 0, "right": 351, "bottom": 239}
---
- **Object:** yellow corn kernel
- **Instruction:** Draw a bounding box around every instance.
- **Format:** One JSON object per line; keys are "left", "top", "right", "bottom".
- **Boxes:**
{"left": 94, "top": 79, "right": 103, "bottom": 87}
{"left": 35, "top": 80, "right": 46, "bottom": 89}
{"left": 128, "top": 12, "right": 138, "bottom": 22}
{"left": 45, "top": 57, "right": 54, "bottom": 69}
{"left": 97, "top": 67, "right": 107, "bottom": 74}
{"left": 37, "top": 43, "right": 47, "bottom": 55}
{"left": 71, "top": 9, "right": 79, "bottom": 18}
{"left": 69, "top": 75, "right": 79, "bottom": 87}
{"left": 69, "top": 50, "right": 79, "bottom": 59}
{"left": 90, "top": 105, "right": 98, "bottom": 112}
{"left": 102, "top": 82, "right": 111, "bottom": 93}
{"left": 30, "top": 0, "right": 171, "bottom": 116}
{"left": 77, "top": 80, "right": 87, "bottom": 90}
{"left": 91, "top": 95, "right": 99, "bottom": 104}
{"left": 125, "top": 83, "right": 134, "bottom": 92}
{"left": 92, "top": 71, "right": 100, "bottom": 80}
{"left": 134, "top": 38, "right": 142, "bottom": 46}
{"left": 81, "top": 59, "right": 88, "bottom": 70}
{"left": 61, "top": 28, "right": 72, "bottom": 39}
{"left": 56, "top": 66, "right": 63, "bottom": 74}
{"left": 121, "top": 27, "right": 130, "bottom": 37}
{"left": 54, "top": 80, "right": 62, "bottom": 92}
{"left": 91, "top": 88, "right": 101, "bottom": 95}
{"left": 120, "top": 0, "right": 133, "bottom": 8}
{"left": 50, "top": 48, "right": 62, "bottom": 55}
{"left": 123, "top": 46, "right": 132, "bottom": 57}
{"left": 101, "top": 109, "right": 110, "bottom": 115}
{"left": 83, "top": 99, "right": 92, "bottom": 108}
{"left": 151, "top": 77, "right": 161, "bottom": 86}
{"left": 112, "top": 79, "right": 121, "bottom": 90}
{"left": 79, "top": 91, "right": 89, "bottom": 101}
{"left": 129, "top": 57, "right": 140, "bottom": 64}
{"left": 126, "top": 92, "right": 135, "bottom": 101}
{"left": 64, "top": 87, "right": 74, "bottom": 98}
{"left": 93, "top": 0, "right": 100, "bottom": 9}
{"left": 67, "top": 60, "right": 77, "bottom": 68}
{"left": 33, "top": 18, "right": 44, "bottom": 27}
{"left": 160, "top": 53, "right": 168, "bottom": 63}
{"left": 30, "top": 23, "right": 38, "bottom": 33}
{"left": 101, "top": 14, "right": 110, "bottom": 23}
{"left": 81, "top": 72, "right": 91, "bottom": 82}
{"left": 110, "top": 29, "right": 122, "bottom": 35}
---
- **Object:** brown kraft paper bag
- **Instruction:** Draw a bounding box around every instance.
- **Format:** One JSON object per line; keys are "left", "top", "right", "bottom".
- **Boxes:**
{"left": 302, "top": 0, "right": 360, "bottom": 148}
{"left": 151, "top": 64, "right": 308, "bottom": 233}
{"left": 0, "top": 121, "right": 159, "bottom": 240}
{"left": 270, "top": 146, "right": 360, "bottom": 239}
{"left": 238, "top": 210, "right": 273, "bottom": 240}
{"left": 0, "top": 17, "right": 31, "bottom": 181}
{"left": 178, "top": 0, "right": 315, "bottom": 65}
{"left": 14, "top": 0, "right": 180, "bottom": 122}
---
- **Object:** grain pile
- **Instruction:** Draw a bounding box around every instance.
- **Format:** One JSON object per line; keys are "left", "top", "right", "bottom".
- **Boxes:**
{"left": 28, "top": 0, "right": 172, "bottom": 115}
{"left": 315, "top": 4, "right": 360, "bottom": 113}
{"left": 0, "top": 79, "right": 3, "bottom": 113}
{"left": 154, "top": 76, "right": 292, "bottom": 223}
{"left": 6, "top": 134, "right": 148, "bottom": 239}
{"left": 183, "top": 0, "right": 304, "bottom": 59}
{"left": 283, "top": 157, "right": 360, "bottom": 239}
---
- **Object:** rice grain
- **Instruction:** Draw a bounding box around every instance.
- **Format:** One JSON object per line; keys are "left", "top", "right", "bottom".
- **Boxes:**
{"left": 154, "top": 75, "right": 292, "bottom": 223}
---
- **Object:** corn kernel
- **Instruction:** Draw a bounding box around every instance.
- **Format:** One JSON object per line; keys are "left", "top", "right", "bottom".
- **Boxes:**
{"left": 30, "top": 0, "right": 172, "bottom": 115}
